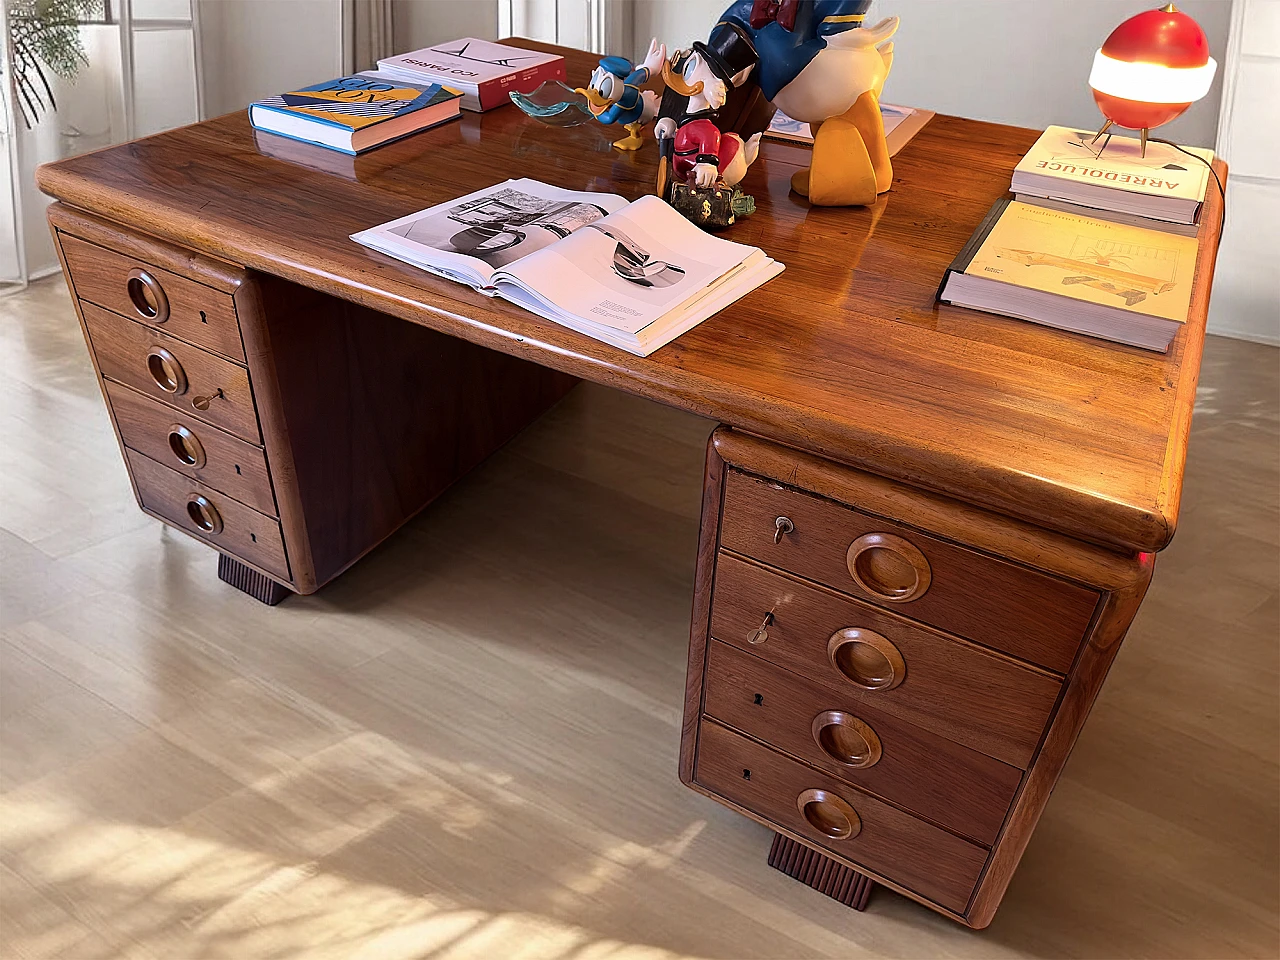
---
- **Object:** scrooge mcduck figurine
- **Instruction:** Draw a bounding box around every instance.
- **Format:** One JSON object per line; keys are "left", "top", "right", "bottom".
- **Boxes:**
{"left": 721, "top": 0, "right": 899, "bottom": 205}
{"left": 655, "top": 21, "right": 763, "bottom": 190}
{"left": 578, "top": 38, "right": 667, "bottom": 150}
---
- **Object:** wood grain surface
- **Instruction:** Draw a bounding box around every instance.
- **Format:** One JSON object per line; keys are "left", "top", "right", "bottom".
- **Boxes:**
{"left": 246, "top": 274, "right": 579, "bottom": 591}
{"left": 703, "top": 639, "right": 1023, "bottom": 845}
{"left": 82, "top": 303, "right": 261, "bottom": 442}
{"left": 59, "top": 234, "right": 244, "bottom": 362}
{"left": 126, "top": 448, "right": 289, "bottom": 580}
{"left": 719, "top": 469, "right": 1100, "bottom": 672}
{"left": 694, "top": 719, "right": 989, "bottom": 914}
{"left": 105, "top": 380, "right": 276, "bottom": 516}
{"left": 34, "top": 40, "right": 1227, "bottom": 555}
{"left": 709, "top": 551, "right": 1063, "bottom": 768}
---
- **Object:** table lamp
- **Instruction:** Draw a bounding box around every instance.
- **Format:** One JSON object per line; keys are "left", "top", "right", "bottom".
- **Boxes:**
{"left": 1088, "top": 3, "right": 1217, "bottom": 155}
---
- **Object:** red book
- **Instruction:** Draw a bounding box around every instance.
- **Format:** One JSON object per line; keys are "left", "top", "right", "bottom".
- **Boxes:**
{"left": 377, "top": 38, "right": 566, "bottom": 113}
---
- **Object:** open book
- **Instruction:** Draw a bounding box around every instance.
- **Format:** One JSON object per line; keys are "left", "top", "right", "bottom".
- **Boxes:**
{"left": 352, "top": 179, "right": 783, "bottom": 356}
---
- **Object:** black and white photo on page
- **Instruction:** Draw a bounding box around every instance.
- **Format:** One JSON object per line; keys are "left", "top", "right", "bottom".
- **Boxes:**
{"left": 387, "top": 186, "right": 612, "bottom": 268}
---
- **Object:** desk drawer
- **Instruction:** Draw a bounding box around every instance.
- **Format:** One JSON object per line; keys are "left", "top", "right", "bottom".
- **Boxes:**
{"left": 61, "top": 234, "right": 244, "bottom": 361}
{"left": 720, "top": 470, "right": 1098, "bottom": 673}
{"left": 703, "top": 640, "right": 1021, "bottom": 845}
{"left": 710, "top": 552, "right": 1061, "bottom": 768}
{"left": 694, "top": 719, "right": 987, "bottom": 914}
{"left": 127, "top": 449, "right": 288, "bottom": 581}
{"left": 83, "top": 303, "right": 261, "bottom": 443}
{"left": 106, "top": 381, "right": 276, "bottom": 516}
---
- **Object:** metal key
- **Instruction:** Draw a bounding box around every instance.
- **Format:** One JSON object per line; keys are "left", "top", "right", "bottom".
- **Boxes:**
{"left": 747, "top": 611, "right": 774, "bottom": 645}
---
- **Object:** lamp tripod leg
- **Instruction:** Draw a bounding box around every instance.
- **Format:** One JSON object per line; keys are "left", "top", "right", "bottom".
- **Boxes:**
{"left": 1091, "top": 119, "right": 1114, "bottom": 144}
{"left": 1140, "top": 127, "right": 1149, "bottom": 157}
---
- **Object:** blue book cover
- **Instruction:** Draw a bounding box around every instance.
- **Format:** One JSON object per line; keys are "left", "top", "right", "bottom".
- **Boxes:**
{"left": 251, "top": 75, "right": 461, "bottom": 154}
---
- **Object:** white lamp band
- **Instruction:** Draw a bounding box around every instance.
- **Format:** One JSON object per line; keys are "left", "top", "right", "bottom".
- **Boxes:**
{"left": 1088, "top": 50, "right": 1217, "bottom": 103}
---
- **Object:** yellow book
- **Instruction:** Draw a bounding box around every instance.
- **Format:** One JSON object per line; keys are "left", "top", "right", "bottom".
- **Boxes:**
{"left": 938, "top": 199, "right": 1198, "bottom": 352}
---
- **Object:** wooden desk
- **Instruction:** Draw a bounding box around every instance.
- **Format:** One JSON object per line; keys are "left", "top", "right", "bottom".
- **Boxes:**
{"left": 37, "top": 40, "right": 1225, "bottom": 929}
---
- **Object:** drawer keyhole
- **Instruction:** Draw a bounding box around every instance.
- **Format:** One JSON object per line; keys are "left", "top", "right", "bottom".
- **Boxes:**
{"left": 753, "top": 693, "right": 764, "bottom": 706}
{"left": 742, "top": 769, "right": 751, "bottom": 781}
{"left": 250, "top": 533, "right": 257, "bottom": 543}
{"left": 199, "top": 310, "right": 208, "bottom": 324}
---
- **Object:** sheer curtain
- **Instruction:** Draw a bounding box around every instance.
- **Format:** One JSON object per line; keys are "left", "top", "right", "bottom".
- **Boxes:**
{"left": 348, "top": 0, "right": 395, "bottom": 73}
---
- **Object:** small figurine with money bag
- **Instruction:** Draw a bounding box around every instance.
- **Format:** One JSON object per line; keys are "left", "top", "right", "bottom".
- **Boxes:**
{"left": 655, "top": 22, "right": 764, "bottom": 228}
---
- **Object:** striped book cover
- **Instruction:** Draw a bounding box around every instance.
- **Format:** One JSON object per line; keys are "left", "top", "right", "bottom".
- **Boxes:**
{"left": 250, "top": 74, "right": 461, "bottom": 155}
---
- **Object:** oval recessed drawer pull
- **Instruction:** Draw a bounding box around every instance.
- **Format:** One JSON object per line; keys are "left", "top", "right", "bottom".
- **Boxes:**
{"left": 827, "top": 627, "right": 906, "bottom": 691}
{"left": 167, "top": 424, "right": 207, "bottom": 468}
{"left": 811, "top": 710, "right": 882, "bottom": 768}
{"left": 846, "top": 531, "right": 931, "bottom": 603}
{"left": 126, "top": 267, "right": 170, "bottom": 323}
{"left": 186, "top": 493, "right": 223, "bottom": 534}
{"left": 796, "top": 788, "right": 861, "bottom": 840}
{"left": 145, "top": 346, "right": 187, "bottom": 395}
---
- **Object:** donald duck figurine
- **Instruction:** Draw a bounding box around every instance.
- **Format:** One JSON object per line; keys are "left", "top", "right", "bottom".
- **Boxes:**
{"left": 578, "top": 38, "right": 667, "bottom": 151}
{"left": 721, "top": 0, "right": 899, "bottom": 206}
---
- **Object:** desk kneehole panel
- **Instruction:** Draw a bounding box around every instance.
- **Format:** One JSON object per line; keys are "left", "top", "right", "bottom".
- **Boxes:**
{"left": 694, "top": 719, "right": 988, "bottom": 915}
{"left": 703, "top": 640, "right": 1022, "bottom": 846}
{"left": 720, "top": 470, "right": 1099, "bottom": 673}
{"left": 711, "top": 551, "right": 1062, "bottom": 769}
{"left": 82, "top": 302, "right": 261, "bottom": 443}
{"left": 106, "top": 381, "right": 276, "bottom": 516}
{"left": 127, "top": 449, "right": 289, "bottom": 581}
{"left": 59, "top": 233, "right": 244, "bottom": 362}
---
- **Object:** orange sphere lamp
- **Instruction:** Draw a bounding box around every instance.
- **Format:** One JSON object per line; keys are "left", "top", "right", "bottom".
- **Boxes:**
{"left": 1088, "top": 3, "right": 1217, "bottom": 155}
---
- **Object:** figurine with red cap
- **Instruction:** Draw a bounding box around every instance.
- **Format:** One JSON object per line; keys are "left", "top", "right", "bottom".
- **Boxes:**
{"left": 1088, "top": 3, "right": 1218, "bottom": 156}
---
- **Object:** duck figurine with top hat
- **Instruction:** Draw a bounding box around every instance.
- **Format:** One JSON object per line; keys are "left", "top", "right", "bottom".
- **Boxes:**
{"left": 721, "top": 0, "right": 899, "bottom": 206}
{"left": 580, "top": 38, "right": 668, "bottom": 150}
{"left": 656, "top": 22, "right": 763, "bottom": 190}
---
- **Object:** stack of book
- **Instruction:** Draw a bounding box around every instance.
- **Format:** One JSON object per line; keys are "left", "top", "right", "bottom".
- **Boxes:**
{"left": 247, "top": 39, "right": 566, "bottom": 155}
{"left": 938, "top": 125, "right": 1215, "bottom": 352}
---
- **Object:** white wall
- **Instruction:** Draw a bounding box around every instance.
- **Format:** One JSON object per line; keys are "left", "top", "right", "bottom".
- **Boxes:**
{"left": 631, "top": 0, "right": 1230, "bottom": 146}
{"left": 1207, "top": 0, "right": 1280, "bottom": 345}
{"left": 392, "top": 0, "right": 498, "bottom": 51}
{"left": 197, "top": 0, "right": 346, "bottom": 117}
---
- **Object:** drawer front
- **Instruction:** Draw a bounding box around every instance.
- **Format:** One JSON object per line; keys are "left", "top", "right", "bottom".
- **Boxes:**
{"left": 83, "top": 303, "right": 261, "bottom": 443}
{"left": 695, "top": 719, "right": 987, "bottom": 914}
{"left": 720, "top": 470, "right": 1098, "bottom": 673}
{"left": 702, "top": 640, "right": 1021, "bottom": 845}
{"left": 106, "top": 381, "right": 276, "bottom": 517}
{"left": 61, "top": 234, "right": 244, "bottom": 361}
{"left": 127, "top": 449, "right": 289, "bottom": 581}
{"left": 710, "top": 552, "right": 1061, "bottom": 768}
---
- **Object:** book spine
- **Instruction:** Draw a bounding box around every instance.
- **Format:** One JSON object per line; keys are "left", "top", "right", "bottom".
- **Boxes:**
{"left": 936, "top": 195, "right": 1012, "bottom": 303}
{"left": 475, "top": 58, "right": 567, "bottom": 111}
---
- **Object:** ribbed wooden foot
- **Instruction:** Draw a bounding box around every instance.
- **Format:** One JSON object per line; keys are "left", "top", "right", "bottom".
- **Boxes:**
{"left": 217, "top": 554, "right": 291, "bottom": 605}
{"left": 767, "top": 832, "right": 875, "bottom": 910}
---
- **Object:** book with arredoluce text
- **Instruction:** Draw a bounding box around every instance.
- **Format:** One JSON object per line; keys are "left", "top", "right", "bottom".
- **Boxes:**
{"left": 352, "top": 179, "right": 784, "bottom": 357}
{"left": 249, "top": 74, "right": 461, "bottom": 155}
{"left": 1011, "top": 125, "right": 1214, "bottom": 226}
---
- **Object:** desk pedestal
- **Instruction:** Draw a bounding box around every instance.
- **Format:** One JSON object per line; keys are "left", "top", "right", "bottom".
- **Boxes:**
{"left": 50, "top": 203, "right": 578, "bottom": 601}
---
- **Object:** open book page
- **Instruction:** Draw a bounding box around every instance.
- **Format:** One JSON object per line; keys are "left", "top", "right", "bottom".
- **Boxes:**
{"left": 493, "top": 195, "right": 764, "bottom": 336}
{"left": 351, "top": 178, "right": 627, "bottom": 290}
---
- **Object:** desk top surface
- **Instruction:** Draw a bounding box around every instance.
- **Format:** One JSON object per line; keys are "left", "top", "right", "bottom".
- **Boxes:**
{"left": 37, "top": 41, "right": 1225, "bottom": 554}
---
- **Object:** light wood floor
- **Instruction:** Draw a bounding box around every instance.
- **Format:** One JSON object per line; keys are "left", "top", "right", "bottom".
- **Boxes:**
{"left": 1, "top": 275, "right": 1277, "bottom": 960}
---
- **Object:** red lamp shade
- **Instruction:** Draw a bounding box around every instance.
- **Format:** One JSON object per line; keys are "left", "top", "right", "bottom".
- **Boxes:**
{"left": 1088, "top": 3, "right": 1217, "bottom": 138}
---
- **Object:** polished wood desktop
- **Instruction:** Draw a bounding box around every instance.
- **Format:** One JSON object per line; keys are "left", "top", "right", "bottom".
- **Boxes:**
{"left": 36, "top": 40, "right": 1225, "bottom": 929}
